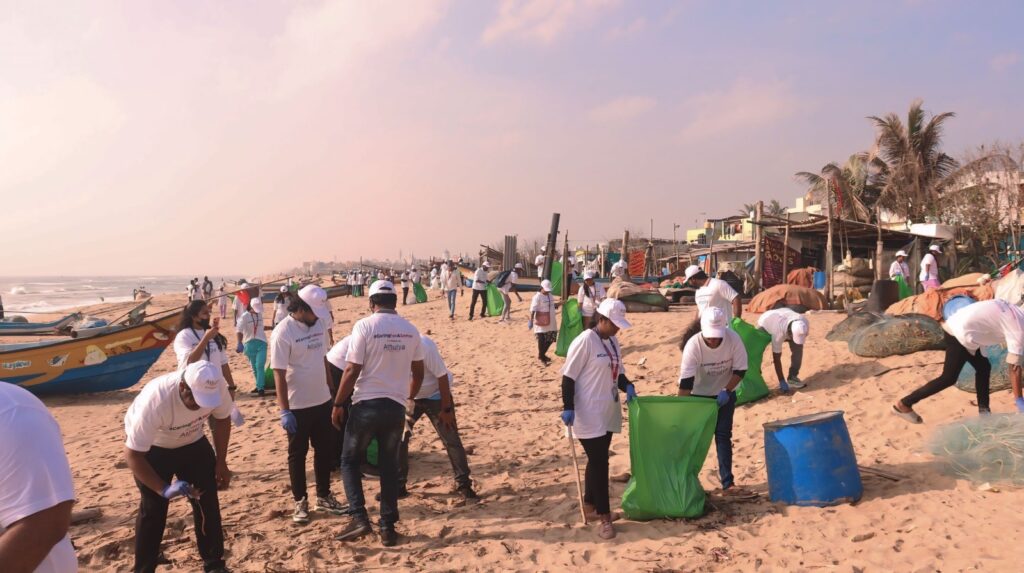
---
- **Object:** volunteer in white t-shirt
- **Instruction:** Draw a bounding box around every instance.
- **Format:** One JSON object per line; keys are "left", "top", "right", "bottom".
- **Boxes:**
{"left": 497, "top": 266, "right": 518, "bottom": 323}
{"left": 236, "top": 298, "right": 269, "bottom": 397}
{"left": 678, "top": 307, "right": 750, "bottom": 495}
{"left": 535, "top": 246, "right": 547, "bottom": 276}
{"left": 919, "top": 244, "right": 942, "bottom": 290}
{"left": 560, "top": 299, "right": 637, "bottom": 540}
{"left": 577, "top": 270, "right": 607, "bottom": 329}
{"left": 123, "top": 361, "right": 233, "bottom": 573}
{"left": 0, "top": 383, "right": 77, "bottom": 573}
{"left": 273, "top": 286, "right": 291, "bottom": 327}
{"left": 398, "top": 335, "right": 477, "bottom": 500}
{"left": 231, "top": 283, "right": 248, "bottom": 322}
{"left": 270, "top": 285, "right": 346, "bottom": 524}
{"left": 331, "top": 280, "right": 425, "bottom": 547}
{"left": 757, "top": 307, "right": 810, "bottom": 392}
{"left": 610, "top": 258, "right": 627, "bottom": 279}
{"left": 895, "top": 299, "right": 1024, "bottom": 422}
{"left": 173, "top": 300, "right": 236, "bottom": 395}
{"left": 441, "top": 260, "right": 463, "bottom": 319}
{"left": 685, "top": 265, "right": 742, "bottom": 322}
{"left": 888, "top": 250, "right": 911, "bottom": 282}
{"left": 217, "top": 281, "right": 228, "bottom": 319}
{"left": 510, "top": 262, "right": 525, "bottom": 302}
{"left": 400, "top": 271, "right": 411, "bottom": 305}
{"left": 530, "top": 280, "right": 559, "bottom": 365}
{"left": 469, "top": 262, "right": 490, "bottom": 320}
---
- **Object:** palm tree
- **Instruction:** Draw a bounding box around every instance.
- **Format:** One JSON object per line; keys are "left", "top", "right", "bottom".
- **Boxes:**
{"left": 766, "top": 199, "right": 787, "bottom": 217}
{"left": 794, "top": 152, "right": 887, "bottom": 222}
{"left": 868, "top": 99, "right": 957, "bottom": 222}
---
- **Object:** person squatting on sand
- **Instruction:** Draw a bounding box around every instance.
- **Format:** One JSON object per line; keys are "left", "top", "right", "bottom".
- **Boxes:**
{"left": 332, "top": 280, "right": 425, "bottom": 547}
{"left": 530, "top": 279, "right": 558, "bottom": 365}
{"left": 235, "top": 297, "right": 268, "bottom": 397}
{"left": 399, "top": 334, "right": 478, "bottom": 500}
{"left": 757, "top": 307, "right": 810, "bottom": 392}
{"left": 270, "top": 285, "right": 347, "bottom": 524}
{"left": 678, "top": 307, "right": 752, "bottom": 496}
{"left": 123, "top": 361, "right": 232, "bottom": 573}
{"left": 560, "top": 299, "right": 637, "bottom": 540}
{"left": 894, "top": 299, "right": 1024, "bottom": 423}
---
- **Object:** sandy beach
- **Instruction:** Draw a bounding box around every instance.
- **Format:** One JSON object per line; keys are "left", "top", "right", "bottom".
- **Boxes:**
{"left": 12, "top": 289, "right": 1016, "bottom": 572}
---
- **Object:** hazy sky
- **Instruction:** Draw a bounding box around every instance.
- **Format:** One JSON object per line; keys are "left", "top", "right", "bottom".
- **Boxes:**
{"left": 2, "top": 0, "right": 1022, "bottom": 276}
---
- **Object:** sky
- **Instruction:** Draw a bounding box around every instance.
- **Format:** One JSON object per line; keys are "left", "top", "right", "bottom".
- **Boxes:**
{"left": 2, "top": 0, "right": 1022, "bottom": 276}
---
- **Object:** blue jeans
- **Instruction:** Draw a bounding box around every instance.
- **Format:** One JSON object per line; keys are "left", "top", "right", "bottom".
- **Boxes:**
{"left": 243, "top": 339, "right": 267, "bottom": 391}
{"left": 446, "top": 289, "right": 458, "bottom": 317}
{"left": 340, "top": 398, "right": 406, "bottom": 527}
{"left": 714, "top": 390, "right": 737, "bottom": 489}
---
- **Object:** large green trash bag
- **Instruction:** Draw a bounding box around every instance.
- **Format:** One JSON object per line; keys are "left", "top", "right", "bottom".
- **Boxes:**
{"left": 555, "top": 299, "right": 584, "bottom": 357}
{"left": 486, "top": 283, "right": 504, "bottom": 316}
{"left": 621, "top": 396, "right": 719, "bottom": 519}
{"left": 730, "top": 317, "right": 772, "bottom": 405}
{"left": 366, "top": 438, "right": 379, "bottom": 466}
{"left": 263, "top": 366, "right": 276, "bottom": 390}
{"left": 894, "top": 275, "right": 913, "bottom": 300}
{"left": 413, "top": 282, "right": 428, "bottom": 303}
{"left": 550, "top": 260, "right": 563, "bottom": 295}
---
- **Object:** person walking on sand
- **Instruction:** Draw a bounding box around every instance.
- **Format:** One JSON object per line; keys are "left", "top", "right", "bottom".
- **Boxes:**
{"left": 469, "top": 262, "right": 490, "bottom": 320}
{"left": 441, "top": 260, "right": 463, "bottom": 320}
{"left": 270, "top": 285, "right": 348, "bottom": 524}
{"left": 398, "top": 334, "right": 478, "bottom": 500}
{"left": 331, "top": 280, "right": 425, "bottom": 547}
{"left": 400, "top": 270, "right": 411, "bottom": 305}
{"left": 889, "top": 250, "right": 911, "bottom": 281}
{"left": 577, "top": 270, "right": 606, "bottom": 329}
{"left": 560, "top": 299, "right": 637, "bottom": 540}
{"left": 202, "top": 276, "right": 214, "bottom": 302}
{"left": 236, "top": 297, "right": 269, "bottom": 397}
{"left": 893, "top": 299, "right": 1024, "bottom": 423}
{"left": 510, "top": 263, "right": 525, "bottom": 302}
{"left": 530, "top": 280, "right": 558, "bottom": 365}
{"left": 173, "top": 300, "right": 237, "bottom": 396}
{"left": 678, "top": 307, "right": 752, "bottom": 497}
{"left": 273, "top": 286, "right": 291, "bottom": 327}
{"left": 920, "top": 244, "right": 943, "bottom": 291}
{"left": 685, "top": 265, "right": 742, "bottom": 322}
{"left": 757, "top": 307, "right": 809, "bottom": 392}
{"left": 217, "top": 280, "right": 228, "bottom": 319}
{"left": 123, "top": 361, "right": 233, "bottom": 573}
{"left": 231, "top": 282, "right": 249, "bottom": 323}
{"left": 497, "top": 265, "right": 517, "bottom": 323}
{"left": 534, "top": 246, "right": 547, "bottom": 277}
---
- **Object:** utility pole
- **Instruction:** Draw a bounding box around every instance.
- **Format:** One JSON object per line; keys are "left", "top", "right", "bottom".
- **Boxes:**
{"left": 673, "top": 223, "right": 680, "bottom": 273}
{"left": 621, "top": 230, "right": 630, "bottom": 279}
{"left": 543, "top": 213, "right": 560, "bottom": 281}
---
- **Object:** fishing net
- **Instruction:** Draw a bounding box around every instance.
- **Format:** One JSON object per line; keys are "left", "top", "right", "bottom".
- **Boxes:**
{"left": 825, "top": 312, "right": 884, "bottom": 343}
{"left": 554, "top": 299, "right": 584, "bottom": 357}
{"left": 956, "top": 345, "right": 1014, "bottom": 393}
{"left": 929, "top": 414, "right": 1024, "bottom": 485}
{"left": 847, "top": 314, "right": 946, "bottom": 357}
{"left": 731, "top": 318, "right": 771, "bottom": 405}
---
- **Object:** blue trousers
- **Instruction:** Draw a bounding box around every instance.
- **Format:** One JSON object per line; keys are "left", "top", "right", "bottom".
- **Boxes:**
{"left": 244, "top": 339, "right": 267, "bottom": 391}
{"left": 714, "top": 390, "right": 737, "bottom": 489}
{"left": 446, "top": 289, "right": 458, "bottom": 317}
{"left": 340, "top": 398, "right": 406, "bottom": 527}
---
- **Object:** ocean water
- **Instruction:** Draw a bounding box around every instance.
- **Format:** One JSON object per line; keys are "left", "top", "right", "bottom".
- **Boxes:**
{"left": 0, "top": 276, "right": 196, "bottom": 314}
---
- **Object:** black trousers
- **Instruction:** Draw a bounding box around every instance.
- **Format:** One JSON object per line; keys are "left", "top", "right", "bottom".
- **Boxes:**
{"left": 902, "top": 333, "right": 991, "bottom": 410}
{"left": 402, "top": 287, "right": 409, "bottom": 305}
{"left": 579, "top": 432, "right": 613, "bottom": 515}
{"left": 399, "top": 399, "right": 472, "bottom": 489}
{"left": 469, "top": 289, "right": 488, "bottom": 318}
{"left": 288, "top": 400, "right": 335, "bottom": 501}
{"left": 536, "top": 331, "right": 557, "bottom": 358}
{"left": 134, "top": 437, "right": 224, "bottom": 573}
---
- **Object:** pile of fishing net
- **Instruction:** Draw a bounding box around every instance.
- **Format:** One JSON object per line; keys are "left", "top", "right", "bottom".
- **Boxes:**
{"left": 747, "top": 284, "right": 827, "bottom": 313}
{"left": 846, "top": 314, "right": 946, "bottom": 357}
{"left": 825, "top": 312, "right": 884, "bottom": 343}
{"left": 956, "top": 345, "right": 1014, "bottom": 393}
{"left": 929, "top": 414, "right": 1024, "bottom": 485}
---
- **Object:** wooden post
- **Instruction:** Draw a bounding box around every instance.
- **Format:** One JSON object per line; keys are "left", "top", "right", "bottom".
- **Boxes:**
{"left": 621, "top": 230, "right": 630, "bottom": 279}
{"left": 543, "top": 213, "right": 560, "bottom": 281}
{"left": 782, "top": 212, "right": 791, "bottom": 281}
{"left": 875, "top": 205, "right": 884, "bottom": 281}
{"left": 562, "top": 232, "right": 571, "bottom": 300}
{"left": 753, "top": 201, "right": 764, "bottom": 286}
{"left": 826, "top": 188, "right": 834, "bottom": 306}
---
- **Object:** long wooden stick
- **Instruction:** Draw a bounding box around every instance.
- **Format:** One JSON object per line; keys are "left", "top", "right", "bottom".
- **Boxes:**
{"left": 566, "top": 426, "right": 588, "bottom": 525}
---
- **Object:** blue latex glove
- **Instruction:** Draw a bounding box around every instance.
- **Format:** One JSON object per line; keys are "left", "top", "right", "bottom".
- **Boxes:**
{"left": 280, "top": 409, "right": 298, "bottom": 434}
{"left": 716, "top": 390, "right": 730, "bottom": 407}
{"left": 527, "top": 318, "right": 534, "bottom": 330}
{"left": 162, "top": 480, "right": 192, "bottom": 500}
{"left": 625, "top": 384, "right": 637, "bottom": 403}
{"left": 560, "top": 410, "right": 575, "bottom": 426}
{"left": 779, "top": 380, "right": 791, "bottom": 394}
{"left": 1016, "top": 397, "right": 1024, "bottom": 413}
{"left": 235, "top": 342, "right": 244, "bottom": 353}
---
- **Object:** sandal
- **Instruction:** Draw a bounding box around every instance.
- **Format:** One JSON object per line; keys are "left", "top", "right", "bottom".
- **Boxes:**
{"left": 891, "top": 404, "right": 923, "bottom": 424}
{"left": 718, "top": 487, "right": 758, "bottom": 500}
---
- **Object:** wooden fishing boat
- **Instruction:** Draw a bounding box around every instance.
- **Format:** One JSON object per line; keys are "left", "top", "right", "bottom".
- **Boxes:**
{"left": 0, "top": 313, "right": 179, "bottom": 395}
{"left": 0, "top": 313, "right": 82, "bottom": 336}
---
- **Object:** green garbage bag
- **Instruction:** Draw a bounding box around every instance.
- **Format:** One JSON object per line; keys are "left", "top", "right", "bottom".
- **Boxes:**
{"left": 555, "top": 299, "right": 584, "bottom": 357}
{"left": 263, "top": 365, "right": 276, "bottom": 390}
{"left": 894, "top": 275, "right": 913, "bottom": 300}
{"left": 730, "top": 317, "right": 772, "bottom": 405}
{"left": 550, "top": 260, "right": 563, "bottom": 296}
{"left": 621, "top": 396, "right": 719, "bottom": 519}
{"left": 414, "top": 282, "right": 428, "bottom": 303}
{"left": 366, "top": 438, "right": 379, "bottom": 466}
{"left": 486, "top": 283, "right": 504, "bottom": 317}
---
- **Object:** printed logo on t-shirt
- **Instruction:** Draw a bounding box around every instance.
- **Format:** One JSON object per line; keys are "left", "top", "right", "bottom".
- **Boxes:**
{"left": 373, "top": 332, "right": 416, "bottom": 352}
{"left": 701, "top": 358, "right": 732, "bottom": 377}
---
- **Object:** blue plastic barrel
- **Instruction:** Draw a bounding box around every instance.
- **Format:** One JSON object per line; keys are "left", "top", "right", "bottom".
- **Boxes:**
{"left": 813, "top": 271, "right": 826, "bottom": 289}
{"left": 942, "top": 294, "right": 976, "bottom": 321}
{"left": 763, "top": 411, "right": 862, "bottom": 506}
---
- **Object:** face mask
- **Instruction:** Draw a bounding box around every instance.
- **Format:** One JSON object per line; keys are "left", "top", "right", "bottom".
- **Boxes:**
{"left": 198, "top": 318, "right": 212, "bottom": 329}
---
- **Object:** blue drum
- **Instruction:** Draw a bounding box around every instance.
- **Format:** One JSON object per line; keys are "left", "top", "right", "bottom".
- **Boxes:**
{"left": 942, "top": 294, "right": 976, "bottom": 321}
{"left": 813, "top": 271, "right": 826, "bottom": 290}
{"left": 763, "top": 411, "right": 862, "bottom": 506}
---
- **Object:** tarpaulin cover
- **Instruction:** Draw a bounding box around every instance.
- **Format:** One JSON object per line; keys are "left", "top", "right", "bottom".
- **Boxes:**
{"left": 486, "top": 283, "right": 504, "bottom": 317}
{"left": 621, "top": 396, "right": 718, "bottom": 519}
{"left": 628, "top": 251, "right": 646, "bottom": 277}
{"left": 414, "top": 282, "right": 428, "bottom": 304}
{"left": 555, "top": 298, "right": 584, "bottom": 357}
{"left": 731, "top": 317, "right": 772, "bottom": 405}
{"left": 894, "top": 275, "right": 913, "bottom": 300}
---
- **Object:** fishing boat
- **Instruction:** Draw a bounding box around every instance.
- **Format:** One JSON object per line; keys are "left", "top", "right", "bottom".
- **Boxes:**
{"left": 0, "top": 313, "right": 82, "bottom": 336}
{"left": 0, "top": 313, "right": 179, "bottom": 395}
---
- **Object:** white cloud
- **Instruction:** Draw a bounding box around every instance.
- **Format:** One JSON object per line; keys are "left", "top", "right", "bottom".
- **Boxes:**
{"left": 588, "top": 96, "right": 655, "bottom": 122}
{"left": 608, "top": 16, "right": 646, "bottom": 39}
{"left": 990, "top": 52, "right": 1020, "bottom": 73}
{"left": 482, "top": 0, "right": 619, "bottom": 45}
{"left": 679, "top": 78, "right": 800, "bottom": 140}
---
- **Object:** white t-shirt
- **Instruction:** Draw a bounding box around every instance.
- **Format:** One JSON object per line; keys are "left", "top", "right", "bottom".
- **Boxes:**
{"left": 501, "top": 271, "right": 518, "bottom": 294}
{"left": 561, "top": 330, "right": 625, "bottom": 439}
{"left": 534, "top": 254, "right": 546, "bottom": 268}
{"left": 236, "top": 311, "right": 267, "bottom": 345}
{"left": 173, "top": 328, "right": 229, "bottom": 374}
{"left": 920, "top": 253, "right": 939, "bottom": 281}
{"left": 472, "top": 268, "right": 488, "bottom": 291}
{"left": 889, "top": 260, "right": 910, "bottom": 279}
{"left": 530, "top": 292, "right": 558, "bottom": 333}
{"left": 346, "top": 311, "right": 425, "bottom": 406}
{"left": 325, "top": 335, "right": 351, "bottom": 371}
{"left": 273, "top": 297, "right": 289, "bottom": 326}
{"left": 415, "top": 336, "right": 452, "bottom": 400}
{"left": 400, "top": 273, "right": 410, "bottom": 288}
{"left": 441, "top": 268, "right": 461, "bottom": 291}
{"left": 0, "top": 383, "right": 78, "bottom": 573}
{"left": 695, "top": 278, "right": 739, "bottom": 322}
{"left": 679, "top": 330, "right": 748, "bottom": 396}
{"left": 124, "top": 372, "right": 233, "bottom": 451}
{"left": 410, "top": 271, "right": 420, "bottom": 284}
{"left": 945, "top": 299, "right": 1024, "bottom": 362}
{"left": 576, "top": 282, "right": 607, "bottom": 317}
{"left": 232, "top": 296, "right": 245, "bottom": 316}
{"left": 269, "top": 316, "right": 330, "bottom": 410}
{"left": 610, "top": 260, "right": 626, "bottom": 278}
{"left": 757, "top": 308, "right": 807, "bottom": 353}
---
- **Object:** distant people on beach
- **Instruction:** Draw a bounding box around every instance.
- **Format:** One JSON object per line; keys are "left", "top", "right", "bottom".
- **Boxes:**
{"left": 236, "top": 298, "right": 268, "bottom": 397}
{"left": 920, "top": 244, "right": 942, "bottom": 290}
{"left": 441, "top": 260, "right": 463, "bottom": 320}
{"left": 577, "top": 270, "right": 606, "bottom": 329}
{"left": 217, "top": 280, "right": 228, "bottom": 319}
{"left": 202, "top": 276, "right": 214, "bottom": 301}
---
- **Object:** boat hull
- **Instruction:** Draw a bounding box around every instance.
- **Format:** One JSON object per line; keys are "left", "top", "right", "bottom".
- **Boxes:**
{"left": 0, "top": 313, "right": 80, "bottom": 336}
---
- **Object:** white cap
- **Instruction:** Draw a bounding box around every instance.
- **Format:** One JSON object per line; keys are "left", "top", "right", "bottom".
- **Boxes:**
{"left": 482, "top": 261, "right": 490, "bottom": 268}
{"left": 596, "top": 299, "right": 631, "bottom": 329}
{"left": 540, "top": 279, "right": 553, "bottom": 292}
{"left": 684, "top": 265, "right": 705, "bottom": 281}
{"left": 514, "top": 263, "right": 524, "bottom": 269}
{"left": 279, "top": 285, "right": 288, "bottom": 292}
{"left": 250, "top": 298, "right": 263, "bottom": 314}
{"left": 368, "top": 280, "right": 396, "bottom": 297}
{"left": 298, "top": 284, "right": 331, "bottom": 324}
{"left": 790, "top": 318, "right": 809, "bottom": 345}
{"left": 183, "top": 361, "right": 223, "bottom": 409}
{"left": 584, "top": 270, "right": 596, "bottom": 280}
{"left": 930, "top": 244, "right": 942, "bottom": 253}
{"left": 700, "top": 307, "right": 728, "bottom": 338}
{"left": 895, "top": 250, "right": 908, "bottom": 258}
{"left": 241, "top": 282, "right": 251, "bottom": 289}
{"left": 541, "top": 245, "right": 547, "bottom": 252}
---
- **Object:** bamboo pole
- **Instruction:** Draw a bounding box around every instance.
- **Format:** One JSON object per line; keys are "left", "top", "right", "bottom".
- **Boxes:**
{"left": 875, "top": 205, "right": 884, "bottom": 281}
{"left": 753, "top": 202, "right": 764, "bottom": 287}
{"left": 621, "top": 230, "right": 630, "bottom": 279}
{"left": 826, "top": 184, "right": 834, "bottom": 306}
{"left": 782, "top": 213, "right": 791, "bottom": 281}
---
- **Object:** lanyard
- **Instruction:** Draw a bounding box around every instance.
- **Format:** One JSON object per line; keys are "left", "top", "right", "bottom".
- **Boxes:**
{"left": 599, "top": 336, "right": 620, "bottom": 381}
{"left": 189, "top": 328, "right": 211, "bottom": 360}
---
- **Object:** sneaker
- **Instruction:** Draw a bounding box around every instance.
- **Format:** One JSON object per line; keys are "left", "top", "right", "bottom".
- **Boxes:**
{"left": 374, "top": 487, "right": 410, "bottom": 501}
{"left": 456, "top": 485, "right": 480, "bottom": 500}
{"left": 315, "top": 494, "right": 348, "bottom": 515}
{"left": 787, "top": 377, "right": 807, "bottom": 389}
{"left": 379, "top": 526, "right": 399, "bottom": 547}
{"left": 597, "top": 520, "right": 616, "bottom": 540}
{"left": 335, "top": 517, "right": 371, "bottom": 541}
{"left": 292, "top": 497, "right": 310, "bottom": 524}
{"left": 250, "top": 389, "right": 265, "bottom": 397}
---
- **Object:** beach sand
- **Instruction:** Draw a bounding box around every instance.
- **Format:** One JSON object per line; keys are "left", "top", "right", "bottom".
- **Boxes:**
{"left": 22, "top": 290, "right": 1023, "bottom": 571}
